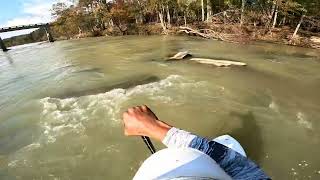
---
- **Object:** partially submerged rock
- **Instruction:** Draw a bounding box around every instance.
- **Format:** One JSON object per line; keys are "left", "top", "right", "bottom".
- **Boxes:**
{"left": 189, "top": 58, "right": 246, "bottom": 67}
{"left": 310, "top": 36, "right": 320, "bottom": 49}
{"left": 169, "top": 51, "right": 191, "bottom": 60}
{"left": 311, "top": 36, "right": 320, "bottom": 43}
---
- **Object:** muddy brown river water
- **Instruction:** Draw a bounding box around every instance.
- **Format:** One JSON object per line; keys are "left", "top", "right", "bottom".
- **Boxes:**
{"left": 0, "top": 36, "right": 320, "bottom": 179}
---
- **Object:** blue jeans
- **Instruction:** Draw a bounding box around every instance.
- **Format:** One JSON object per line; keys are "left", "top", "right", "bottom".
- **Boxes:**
{"left": 189, "top": 137, "right": 271, "bottom": 180}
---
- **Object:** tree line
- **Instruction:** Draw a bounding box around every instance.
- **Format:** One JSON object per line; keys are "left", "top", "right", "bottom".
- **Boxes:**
{"left": 50, "top": 0, "right": 319, "bottom": 39}
{"left": 3, "top": 0, "right": 320, "bottom": 47}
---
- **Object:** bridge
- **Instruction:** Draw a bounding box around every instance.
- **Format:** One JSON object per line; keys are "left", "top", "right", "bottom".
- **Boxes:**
{"left": 0, "top": 23, "right": 54, "bottom": 51}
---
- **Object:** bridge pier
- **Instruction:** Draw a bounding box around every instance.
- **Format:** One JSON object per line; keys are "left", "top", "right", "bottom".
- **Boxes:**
{"left": 0, "top": 37, "right": 9, "bottom": 52}
{"left": 44, "top": 26, "right": 54, "bottom": 42}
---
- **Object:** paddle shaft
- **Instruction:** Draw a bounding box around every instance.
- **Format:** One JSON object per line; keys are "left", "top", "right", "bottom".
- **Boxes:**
{"left": 141, "top": 136, "right": 156, "bottom": 154}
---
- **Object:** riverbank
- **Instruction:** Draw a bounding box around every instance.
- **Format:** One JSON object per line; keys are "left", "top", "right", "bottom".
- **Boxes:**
{"left": 3, "top": 23, "right": 319, "bottom": 50}
{"left": 54, "top": 23, "right": 320, "bottom": 50}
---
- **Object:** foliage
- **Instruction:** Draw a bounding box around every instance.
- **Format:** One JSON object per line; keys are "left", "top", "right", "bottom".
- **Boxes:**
{"left": 50, "top": 0, "right": 319, "bottom": 36}
{"left": 4, "top": 0, "right": 320, "bottom": 45}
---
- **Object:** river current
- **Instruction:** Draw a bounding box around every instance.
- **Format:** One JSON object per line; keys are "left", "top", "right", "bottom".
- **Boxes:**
{"left": 0, "top": 36, "right": 319, "bottom": 179}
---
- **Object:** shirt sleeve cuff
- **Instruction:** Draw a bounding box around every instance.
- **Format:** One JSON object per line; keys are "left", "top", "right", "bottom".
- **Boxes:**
{"left": 162, "top": 127, "right": 197, "bottom": 148}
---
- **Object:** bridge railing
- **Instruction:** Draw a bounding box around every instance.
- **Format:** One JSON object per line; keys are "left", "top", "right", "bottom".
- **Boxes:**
{"left": 0, "top": 23, "right": 53, "bottom": 51}
{"left": 0, "top": 23, "right": 50, "bottom": 33}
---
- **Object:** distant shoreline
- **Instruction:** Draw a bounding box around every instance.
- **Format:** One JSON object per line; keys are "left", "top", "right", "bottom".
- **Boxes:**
{"left": 3, "top": 23, "right": 320, "bottom": 50}
{"left": 51, "top": 23, "right": 320, "bottom": 50}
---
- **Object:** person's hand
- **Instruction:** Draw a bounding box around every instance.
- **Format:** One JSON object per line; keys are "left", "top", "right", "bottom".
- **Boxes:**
{"left": 122, "top": 105, "right": 171, "bottom": 141}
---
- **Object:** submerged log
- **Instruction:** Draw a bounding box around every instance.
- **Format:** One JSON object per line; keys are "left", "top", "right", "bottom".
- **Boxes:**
{"left": 53, "top": 75, "right": 160, "bottom": 98}
{"left": 189, "top": 58, "right": 246, "bottom": 67}
{"left": 169, "top": 51, "right": 191, "bottom": 60}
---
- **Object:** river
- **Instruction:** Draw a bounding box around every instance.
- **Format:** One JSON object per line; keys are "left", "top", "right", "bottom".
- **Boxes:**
{"left": 0, "top": 36, "right": 319, "bottom": 179}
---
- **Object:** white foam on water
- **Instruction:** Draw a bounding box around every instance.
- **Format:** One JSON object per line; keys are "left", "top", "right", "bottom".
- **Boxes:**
{"left": 269, "top": 100, "right": 279, "bottom": 112}
{"left": 7, "top": 75, "right": 207, "bottom": 168}
{"left": 7, "top": 143, "right": 41, "bottom": 168}
{"left": 290, "top": 160, "right": 317, "bottom": 179}
{"left": 38, "top": 75, "right": 207, "bottom": 144}
{"left": 297, "top": 112, "right": 312, "bottom": 129}
{"left": 7, "top": 160, "right": 19, "bottom": 167}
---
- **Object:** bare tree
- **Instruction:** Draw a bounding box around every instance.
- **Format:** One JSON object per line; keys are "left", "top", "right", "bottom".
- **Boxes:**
{"left": 166, "top": 4, "right": 171, "bottom": 27}
{"left": 291, "top": 15, "right": 305, "bottom": 39}
{"left": 201, "top": 0, "right": 205, "bottom": 21}
{"left": 159, "top": 5, "right": 167, "bottom": 32}
{"left": 240, "top": 0, "right": 246, "bottom": 26}
{"left": 206, "top": 0, "right": 211, "bottom": 22}
{"left": 272, "top": 0, "right": 278, "bottom": 28}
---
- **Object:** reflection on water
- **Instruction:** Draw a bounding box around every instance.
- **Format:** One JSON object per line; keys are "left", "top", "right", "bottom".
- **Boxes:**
{"left": 229, "top": 111, "right": 263, "bottom": 164}
{"left": 0, "top": 36, "right": 320, "bottom": 179}
{"left": 3, "top": 53, "right": 14, "bottom": 64}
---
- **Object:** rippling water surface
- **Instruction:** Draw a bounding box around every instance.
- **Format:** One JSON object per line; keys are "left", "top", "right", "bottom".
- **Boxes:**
{"left": 0, "top": 36, "right": 320, "bottom": 179}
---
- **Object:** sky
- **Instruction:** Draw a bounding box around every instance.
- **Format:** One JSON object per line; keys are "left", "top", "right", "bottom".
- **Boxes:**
{"left": 0, "top": 0, "right": 73, "bottom": 39}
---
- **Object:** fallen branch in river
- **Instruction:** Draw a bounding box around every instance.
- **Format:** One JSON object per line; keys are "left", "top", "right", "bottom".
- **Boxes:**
{"left": 178, "top": 26, "right": 249, "bottom": 43}
{"left": 178, "top": 26, "right": 213, "bottom": 39}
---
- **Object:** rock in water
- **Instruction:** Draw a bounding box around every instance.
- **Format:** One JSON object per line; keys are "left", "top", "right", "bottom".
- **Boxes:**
{"left": 189, "top": 58, "right": 246, "bottom": 67}
{"left": 169, "top": 51, "right": 191, "bottom": 60}
{"left": 310, "top": 36, "right": 320, "bottom": 49}
{"left": 310, "top": 36, "right": 320, "bottom": 44}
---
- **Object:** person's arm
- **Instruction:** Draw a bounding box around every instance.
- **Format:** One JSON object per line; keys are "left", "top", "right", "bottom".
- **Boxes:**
{"left": 123, "top": 105, "right": 270, "bottom": 180}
